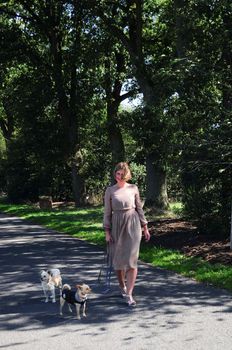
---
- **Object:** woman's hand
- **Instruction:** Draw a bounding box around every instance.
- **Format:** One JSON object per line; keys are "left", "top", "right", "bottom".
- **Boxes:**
{"left": 105, "top": 230, "right": 113, "bottom": 243}
{"left": 143, "top": 226, "right": 150, "bottom": 242}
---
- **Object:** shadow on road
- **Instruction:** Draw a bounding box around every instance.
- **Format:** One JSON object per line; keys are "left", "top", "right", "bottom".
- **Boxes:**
{"left": 0, "top": 213, "right": 232, "bottom": 337}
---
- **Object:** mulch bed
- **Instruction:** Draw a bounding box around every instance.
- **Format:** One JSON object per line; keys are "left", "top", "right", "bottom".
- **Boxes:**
{"left": 148, "top": 219, "right": 232, "bottom": 265}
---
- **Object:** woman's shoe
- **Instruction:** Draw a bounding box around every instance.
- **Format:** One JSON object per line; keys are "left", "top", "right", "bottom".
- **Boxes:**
{"left": 126, "top": 295, "right": 136, "bottom": 307}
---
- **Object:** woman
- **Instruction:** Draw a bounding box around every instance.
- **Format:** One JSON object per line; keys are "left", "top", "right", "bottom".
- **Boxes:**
{"left": 103, "top": 162, "right": 150, "bottom": 306}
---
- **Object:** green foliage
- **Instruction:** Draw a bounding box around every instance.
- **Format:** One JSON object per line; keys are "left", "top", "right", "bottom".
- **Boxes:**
{"left": 140, "top": 244, "right": 232, "bottom": 292}
{"left": 182, "top": 165, "right": 231, "bottom": 236}
{"left": 0, "top": 0, "right": 231, "bottom": 238}
{"left": 0, "top": 130, "right": 6, "bottom": 192}
{"left": 129, "top": 162, "right": 146, "bottom": 197}
{"left": 78, "top": 116, "right": 112, "bottom": 204}
{"left": 160, "top": 0, "right": 232, "bottom": 235}
{"left": 0, "top": 130, "right": 6, "bottom": 158}
{"left": 1, "top": 64, "right": 74, "bottom": 201}
{"left": 169, "top": 202, "right": 184, "bottom": 216}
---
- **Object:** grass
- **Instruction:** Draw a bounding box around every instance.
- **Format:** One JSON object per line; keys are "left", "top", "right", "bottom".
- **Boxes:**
{"left": 169, "top": 202, "right": 184, "bottom": 216}
{"left": 139, "top": 244, "right": 232, "bottom": 291}
{"left": 0, "top": 201, "right": 106, "bottom": 246}
{"left": 145, "top": 201, "right": 185, "bottom": 220}
{"left": 0, "top": 199, "right": 232, "bottom": 293}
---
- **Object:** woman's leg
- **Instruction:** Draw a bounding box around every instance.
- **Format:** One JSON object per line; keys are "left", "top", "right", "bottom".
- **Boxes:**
{"left": 126, "top": 268, "right": 137, "bottom": 296}
{"left": 116, "top": 269, "right": 126, "bottom": 289}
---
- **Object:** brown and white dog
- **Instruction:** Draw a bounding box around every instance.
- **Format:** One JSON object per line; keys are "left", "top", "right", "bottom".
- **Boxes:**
{"left": 60, "top": 283, "right": 91, "bottom": 319}
{"left": 40, "top": 268, "right": 62, "bottom": 303}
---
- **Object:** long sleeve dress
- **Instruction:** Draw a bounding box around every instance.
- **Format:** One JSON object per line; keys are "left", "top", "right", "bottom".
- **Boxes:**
{"left": 103, "top": 183, "right": 148, "bottom": 270}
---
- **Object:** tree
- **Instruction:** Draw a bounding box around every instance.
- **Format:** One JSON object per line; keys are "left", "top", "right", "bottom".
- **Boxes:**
{"left": 165, "top": 0, "right": 232, "bottom": 235}
{"left": 88, "top": 0, "right": 182, "bottom": 208}
{"left": 0, "top": 0, "right": 96, "bottom": 205}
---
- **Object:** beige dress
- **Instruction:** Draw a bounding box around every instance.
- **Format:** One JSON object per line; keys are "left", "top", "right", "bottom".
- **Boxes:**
{"left": 103, "top": 183, "right": 148, "bottom": 270}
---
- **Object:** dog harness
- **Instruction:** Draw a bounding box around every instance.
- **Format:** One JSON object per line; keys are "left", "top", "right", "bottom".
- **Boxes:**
{"left": 62, "top": 290, "right": 86, "bottom": 305}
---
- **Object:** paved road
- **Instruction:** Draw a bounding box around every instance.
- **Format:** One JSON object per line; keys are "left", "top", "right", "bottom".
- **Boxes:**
{"left": 0, "top": 213, "right": 232, "bottom": 350}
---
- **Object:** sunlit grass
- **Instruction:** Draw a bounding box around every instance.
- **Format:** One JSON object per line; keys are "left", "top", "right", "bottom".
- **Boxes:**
{"left": 145, "top": 201, "right": 184, "bottom": 220}
{"left": 0, "top": 201, "right": 106, "bottom": 246}
{"left": 1, "top": 199, "right": 232, "bottom": 292}
{"left": 169, "top": 202, "right": 184, "bottom": 216}
{"left": 139, "top": 244, "right": 232, "bottom": 291}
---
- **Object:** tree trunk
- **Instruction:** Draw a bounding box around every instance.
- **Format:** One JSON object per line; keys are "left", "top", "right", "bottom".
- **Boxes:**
{"left": 135, "top": 77, "right": 169, "bottom": 209}
{"left": 230, "top": 201, "right": 232, "bottom": 250}
{"left": 47, "top": 4, "right": 85, "bottom": 206}
{"left": 0, "top": 100, "right": 14, "bottom": 143}
{"left": 107, "top": 104, "right": 125, "bottom": 165}
{"left": 174, "top": 0, "right": 187, "bottom": 58}
{"left": 108, "top": 123, "right": 125, "bottom": 165}
{"left": 71, "top": 164, "right": 85, "bottom": 207}
{"left": 104, "top": 51, "right": 126, "bottom": 167}
{"left": 124, "top": 4, "right": 170, "bottom": 209}
{"left": 97, "top": 2, "right": 170, "bottom": 208}
{"left": 107, "top": 106, "right": 125, "bottom": 185}
{"left": 145, "top": 154, "right": 169, "bottom": 209}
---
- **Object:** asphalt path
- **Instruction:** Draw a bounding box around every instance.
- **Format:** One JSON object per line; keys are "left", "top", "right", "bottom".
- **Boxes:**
{"left": 0, "top": 212, "right": 232, "bottom": 350}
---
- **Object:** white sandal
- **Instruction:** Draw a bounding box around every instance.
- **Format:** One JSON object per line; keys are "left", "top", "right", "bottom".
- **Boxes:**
{"left": 126, "top": 295, "right": 136, "bottom": 307}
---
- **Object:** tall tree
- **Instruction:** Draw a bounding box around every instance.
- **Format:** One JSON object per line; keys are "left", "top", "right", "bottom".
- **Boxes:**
{"left": 90, "top": 0, "right": 177, "bottom": 207}
{"left": 104, "top": 45, "right": 137, "bottom": 167}
{"left": 0, "top": 0, "right": 91, "bottom": 205}
{"left": 165, "top": 0, "right": 232, "bottom": 234}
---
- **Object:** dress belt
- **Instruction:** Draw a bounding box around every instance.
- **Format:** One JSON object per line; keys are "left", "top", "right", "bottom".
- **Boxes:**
{"left": 113, "top": 207, "right": 135, "bottom": 212}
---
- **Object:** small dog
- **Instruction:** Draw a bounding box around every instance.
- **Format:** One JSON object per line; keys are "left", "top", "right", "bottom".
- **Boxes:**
{"left": 40, "top": 268, "right": 62, "bottom": 303}
{"left": 60, "top": 283, "right": 91, "bottom": 319}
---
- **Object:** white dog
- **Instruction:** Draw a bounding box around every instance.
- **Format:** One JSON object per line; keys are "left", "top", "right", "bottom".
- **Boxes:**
{"left": 60, "top": 283, "right": 91, "bottom": 319}
{"left": 40, "top": 268, "right": 62, "bottom": 303}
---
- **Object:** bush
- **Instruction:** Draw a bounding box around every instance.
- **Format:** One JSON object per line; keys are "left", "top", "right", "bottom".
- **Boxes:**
{"left": 182, "top": 172, "right": 231, "bottom": 237}
{"left": 129, "top": 162, "right": 146, "bottom": 197}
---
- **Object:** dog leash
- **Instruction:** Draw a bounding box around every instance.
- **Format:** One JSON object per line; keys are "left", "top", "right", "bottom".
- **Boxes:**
{"left": 98, "top": 242, "right": 113, "bottom": 294}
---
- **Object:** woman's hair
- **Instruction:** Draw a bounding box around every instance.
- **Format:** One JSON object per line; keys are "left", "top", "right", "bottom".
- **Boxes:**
{"left": 113, "top": 162, "right": 132, "bottom": 181}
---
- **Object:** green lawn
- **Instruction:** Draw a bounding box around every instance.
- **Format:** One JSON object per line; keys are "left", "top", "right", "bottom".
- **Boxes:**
{"left": 0, "top": 200, "right": 232, "bottom": 293}
{"left": 0, "top": 202, "right": 106, "bottom": 246}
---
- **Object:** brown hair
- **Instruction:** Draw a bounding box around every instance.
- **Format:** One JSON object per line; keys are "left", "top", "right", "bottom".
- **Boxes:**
{"left": 113, "top": 162, "right": 132, "bottom": 181}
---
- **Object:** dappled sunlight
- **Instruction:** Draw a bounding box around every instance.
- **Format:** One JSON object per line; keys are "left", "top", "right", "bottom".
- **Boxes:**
{"left": 0, "top": 203, "right": 105, "bottom": 246}
{"left": 1, "top": 212, "right": 232, "bottom": 350}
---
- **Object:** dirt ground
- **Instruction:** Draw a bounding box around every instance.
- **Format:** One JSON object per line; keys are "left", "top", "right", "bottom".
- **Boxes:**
{"left": 148, "top": 219, "right": 232, "bottom": 265}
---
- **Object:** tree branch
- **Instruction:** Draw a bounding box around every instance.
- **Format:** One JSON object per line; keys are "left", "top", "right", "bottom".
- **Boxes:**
{"left": 119, "top": 90, "right": 135, "bottom": 103}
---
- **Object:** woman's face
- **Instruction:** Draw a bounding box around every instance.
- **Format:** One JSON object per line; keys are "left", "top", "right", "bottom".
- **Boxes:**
{"left": 115, "top": 169, "right": 125, "bottom": 183}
